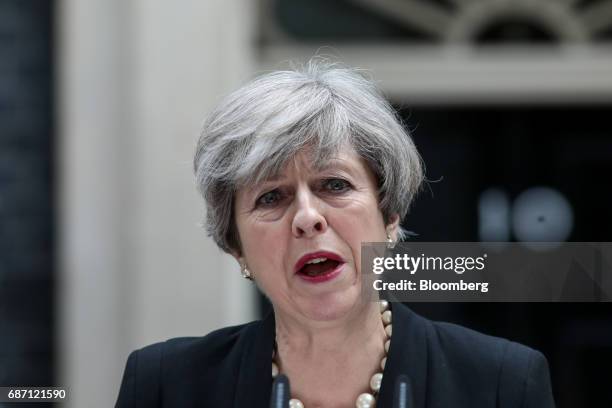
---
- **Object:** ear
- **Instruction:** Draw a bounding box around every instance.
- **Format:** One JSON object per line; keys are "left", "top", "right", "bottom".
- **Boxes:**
{"left": 386, "top": 213, "right": 400, "bottom": 241}
{"left": 229, "top": 249, "right": 245, "bottom": 268}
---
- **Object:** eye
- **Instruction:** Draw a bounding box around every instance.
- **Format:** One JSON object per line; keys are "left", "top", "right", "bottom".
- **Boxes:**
{"left": 323, "top": 178, "right": 351, "bottom": 193}
{"left": 256, "top": 189, "right": 282, "bottom": 207}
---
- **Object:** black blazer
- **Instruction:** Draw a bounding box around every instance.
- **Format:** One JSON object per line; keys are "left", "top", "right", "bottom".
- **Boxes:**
{"left": 116, "top": 303, "right": 555, "bottom": 407}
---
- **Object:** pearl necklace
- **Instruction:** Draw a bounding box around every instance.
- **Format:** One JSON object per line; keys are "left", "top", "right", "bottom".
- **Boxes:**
{"left": 271, "top": 300, "right": 392, "bottom": 408}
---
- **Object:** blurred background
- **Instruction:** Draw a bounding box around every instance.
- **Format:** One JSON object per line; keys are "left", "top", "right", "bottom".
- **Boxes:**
{"left": 1, "top": 0, "right": 611, "bottom": 407}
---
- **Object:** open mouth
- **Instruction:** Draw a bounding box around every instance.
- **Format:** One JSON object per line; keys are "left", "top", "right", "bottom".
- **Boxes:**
{"left": 294, "top": 252, "right": 346, "bottom": 283}
{"left": 297, "top": 257, "right": 342, "bottom": 277}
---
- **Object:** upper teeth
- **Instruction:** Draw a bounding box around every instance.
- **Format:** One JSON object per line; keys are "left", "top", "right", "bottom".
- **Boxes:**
{"left": 306, "top": 257, "right": 327, "bottom": 265}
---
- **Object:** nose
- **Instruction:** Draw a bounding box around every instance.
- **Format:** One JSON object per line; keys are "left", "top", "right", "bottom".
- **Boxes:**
{"left": 291, "top": 188, "right": 328, "bottom": 238}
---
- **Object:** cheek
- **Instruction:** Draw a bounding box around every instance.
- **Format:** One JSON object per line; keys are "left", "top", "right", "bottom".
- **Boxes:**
{"left": 238, "top": 217, "right": 290, "bottom": 276}
{"left": 329, "top": 196, "right": 387, "bottom": 267}
{"left": 336, "top": 195, "right": 386, "bottom": 236}
{"left": 242, "top": 222, "right": 276, "bottom": 254}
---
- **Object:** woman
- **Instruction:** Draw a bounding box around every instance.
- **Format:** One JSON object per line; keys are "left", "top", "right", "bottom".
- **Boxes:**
{"left": 116, "top": 60, "right": 555, "bottom": 407}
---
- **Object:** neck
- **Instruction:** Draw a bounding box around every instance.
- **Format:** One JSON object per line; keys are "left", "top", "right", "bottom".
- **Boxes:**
{"left": 274, "top": 301, "right": 385, "bottom": 357}
{"left": 272, "top": 301, "right": 387, "bottom": 407}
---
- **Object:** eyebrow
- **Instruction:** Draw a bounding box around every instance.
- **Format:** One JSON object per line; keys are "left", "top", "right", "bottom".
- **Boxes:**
{"left": 291, "top": 159, "right": 358, "bottom": 179}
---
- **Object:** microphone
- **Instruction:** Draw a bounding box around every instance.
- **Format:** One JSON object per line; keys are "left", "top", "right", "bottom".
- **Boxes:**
{"left": 393, "top": 374, "right": 414, "bottom": 408}
{"left": 270, "top": 374, "right": 291, "bottom": 408}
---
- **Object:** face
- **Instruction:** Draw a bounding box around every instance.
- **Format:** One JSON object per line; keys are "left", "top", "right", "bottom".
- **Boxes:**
{"left": 233, "top": 147, "right": 398, "bottom": 322}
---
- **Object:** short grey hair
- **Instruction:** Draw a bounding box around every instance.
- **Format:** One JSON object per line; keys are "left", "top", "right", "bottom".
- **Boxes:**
{"left": 194, "top": 59, "right": 424, "bottom": 254}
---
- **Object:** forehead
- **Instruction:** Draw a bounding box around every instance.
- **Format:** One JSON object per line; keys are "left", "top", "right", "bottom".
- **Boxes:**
{"left": 256, "top": 146, "right": 370, "bottom": 184}
{"left": 283, "top": 147, "right": 361, "bottom": 176}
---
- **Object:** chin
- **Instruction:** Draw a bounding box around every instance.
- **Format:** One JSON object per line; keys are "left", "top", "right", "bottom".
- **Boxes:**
{"left": 299, "top": 287, "right": 363, "bottom": 322}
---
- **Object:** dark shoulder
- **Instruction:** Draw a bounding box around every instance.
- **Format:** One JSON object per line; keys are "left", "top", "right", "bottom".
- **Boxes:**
{"left": 430, "top": 319, "right": 517, "bottom": 364}
{"left": 128, "top": 320, "right": 256, "bottom": 367}
{"left": 414, "top": 312, "right": 554, "bottom": 407}
{"left": 427, "top": 316, "right": 544, "bottom": 373}
{"left": 397, "top": 304, "right": 539, "bottom": 368}
{"left": 116, "top": 321, "right": 260, "bottom": 408}
{"left": 162, "top": 320, "right": 257, "bottom": 362}
{"left": 392, "top": 304, "right": 543, "bottom": 381}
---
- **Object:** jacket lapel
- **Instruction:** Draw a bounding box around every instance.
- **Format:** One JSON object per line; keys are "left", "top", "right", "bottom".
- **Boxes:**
{"left": 234, "top": 310, "right": 275, "bottom": 408}
{"left": 377, "top": 303, "right": 428, "bottom": 408}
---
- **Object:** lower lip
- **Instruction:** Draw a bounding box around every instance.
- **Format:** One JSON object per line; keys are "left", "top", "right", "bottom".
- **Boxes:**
{"left": 297, "top": 262, "right": 345, "bottom": 283}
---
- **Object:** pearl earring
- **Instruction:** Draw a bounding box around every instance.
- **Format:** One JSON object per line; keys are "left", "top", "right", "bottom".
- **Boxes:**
{"left": 241, "top": 264, "right": 253, "bottom": 280}
{"left": 386, "top": 232, "right": 396, "bottom": 249}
